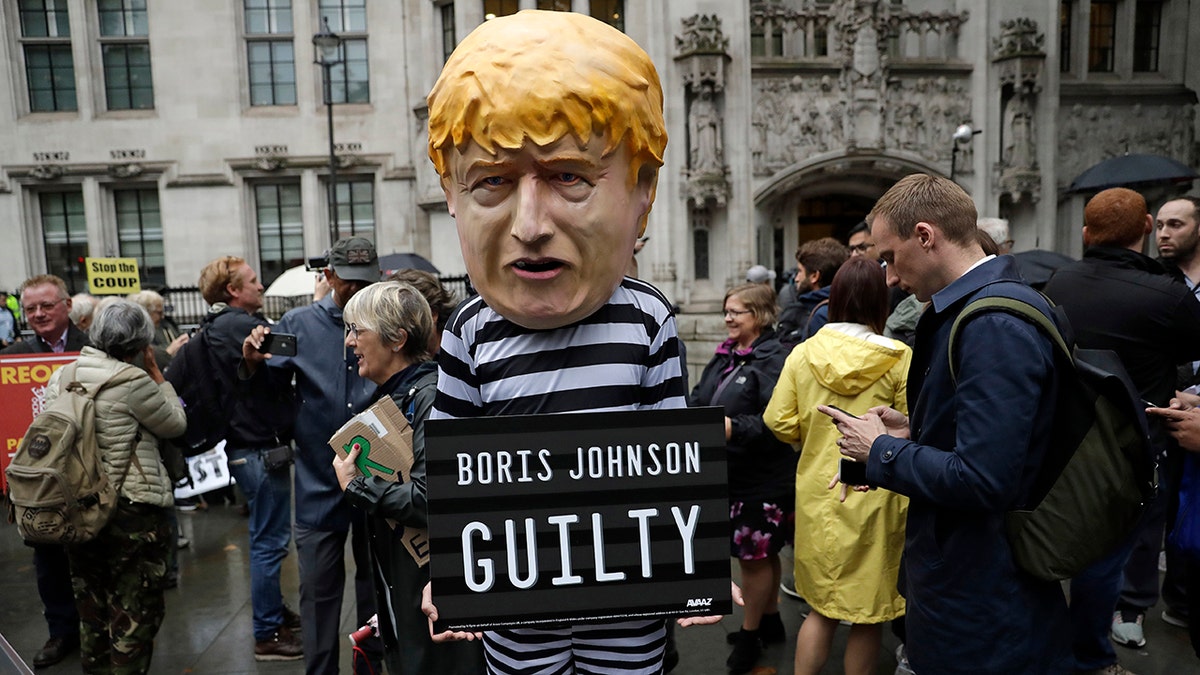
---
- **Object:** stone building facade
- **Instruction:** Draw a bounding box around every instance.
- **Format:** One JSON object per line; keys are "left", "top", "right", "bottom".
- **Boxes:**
{"left": 3, "top": 0, "right": 1198, "bottom": 365}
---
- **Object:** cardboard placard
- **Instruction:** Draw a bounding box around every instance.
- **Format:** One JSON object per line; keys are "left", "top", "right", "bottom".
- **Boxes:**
{"left": 329, "top": 396, "right": 428, "bottom": 566}
{"left": 0, "top": 353, "right": 79, "bottom": 492}
{"left": 85, "top": 257, "right": 142, "bottom": 295}
{"left": 424, "top": 407, "right": 731, "bottom": 632}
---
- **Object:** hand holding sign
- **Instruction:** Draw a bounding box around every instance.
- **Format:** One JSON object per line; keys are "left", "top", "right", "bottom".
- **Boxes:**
{"left": 423, "top": 583, "right": 482, "bottom": 643}
{"left": 333, "top": 442, "right": 360, "bottom": 491}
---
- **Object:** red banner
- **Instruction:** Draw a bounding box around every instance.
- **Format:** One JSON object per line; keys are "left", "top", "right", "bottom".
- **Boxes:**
{"left": 0, "top": 353, "right": 79, "bottom": 492}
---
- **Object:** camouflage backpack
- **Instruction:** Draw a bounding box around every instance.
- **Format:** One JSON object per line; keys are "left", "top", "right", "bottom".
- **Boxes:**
{"left": 5, "top": 363, "right": 143, "bottom": 544}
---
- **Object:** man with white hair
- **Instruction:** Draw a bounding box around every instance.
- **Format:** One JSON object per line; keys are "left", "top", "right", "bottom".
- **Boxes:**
{"left": 977, "top": 217, "right": 1013, "bottom": 254}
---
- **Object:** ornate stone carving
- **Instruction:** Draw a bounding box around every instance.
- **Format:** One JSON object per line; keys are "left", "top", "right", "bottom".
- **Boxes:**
{"left": 1057, "top": 103, "right": 1197, "bottom": 189}
{"left": 751, "top": 73, "right": 970, "bottom": 176}
{"left": 677, "top": 14, "right": 731, "bottom": 208}
{"left": 108, "top": 163, "right": 144, "bottom": 179}
{"left": 688, "top": 83, "right": 723, "bottom": 174}
{"left": 992, "top": 18, "right": 1045, "bottom": 59}
{"left": 685, "top": 170, "right": 730, "bottom": 209}
{"left": 747, "top": 2, "right": 970, "bottom": 168}
{"left": 675, "top": 14, "right": 729, "bottom": 55}
{"left": 29, "top": 164, "right": 64, "bottom": 181}
{"left": 254, "top": 155, "right": 287, "bottom": 171}
{"left": 992, "top": 18, "right": 1045, "bottom": 203}
{"left": 676, "top": 14, "right": 731, "bottom": 92}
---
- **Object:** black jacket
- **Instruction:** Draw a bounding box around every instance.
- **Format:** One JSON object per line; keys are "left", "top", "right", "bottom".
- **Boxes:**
{"left": 689, "top": 329, "right": 796, "bottom": 500}
{"left": 342, "top": 361, "right": 483, "bottom": 675}
{"left": 1044, "top": 246, "right": 1200, "bottom": 454}
{"left": 204, "top": 305, "right": 295, "bottom": 449}
{"left": 777, "top": 287, "right": 831, "bottom": 345}
{"left": 0, "top": 322, "right": 89, "bottom": 354}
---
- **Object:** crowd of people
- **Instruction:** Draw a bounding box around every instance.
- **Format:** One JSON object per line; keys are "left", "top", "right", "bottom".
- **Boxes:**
{"left": 6, "top": 9, "right": 1200, "bottom": 675}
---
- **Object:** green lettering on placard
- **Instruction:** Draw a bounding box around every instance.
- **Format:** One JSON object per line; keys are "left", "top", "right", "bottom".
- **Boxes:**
{"left": 344, "top": 435, "right": 395, "bottom": 478}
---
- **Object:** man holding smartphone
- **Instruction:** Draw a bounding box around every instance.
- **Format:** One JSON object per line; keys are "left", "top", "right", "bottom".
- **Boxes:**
{"left": 824, "top": 174, "right": 1071, "bottom": 675}
{"left": 197, "top": 256, "right": 301, "bottom": 661}
{"left": 243, "top": 237, "right": 383, "bottom": 674}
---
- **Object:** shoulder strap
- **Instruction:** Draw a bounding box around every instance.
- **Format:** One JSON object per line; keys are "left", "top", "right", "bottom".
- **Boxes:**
{"left": 948, "top": 296, "right": 1071, "bottom": 384}
{"left": 804, "top": 299, "right": 830, "bottom": 337}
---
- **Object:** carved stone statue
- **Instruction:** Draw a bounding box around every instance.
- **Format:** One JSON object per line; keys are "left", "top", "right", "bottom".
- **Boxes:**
{"left": 1004, "top": 92, "right": 1036, "bottom": 170}
{"left": 688, "top": 84, "right": 723, "bottom": 172}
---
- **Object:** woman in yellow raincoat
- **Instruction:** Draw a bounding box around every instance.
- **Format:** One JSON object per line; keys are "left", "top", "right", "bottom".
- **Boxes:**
{"left": 763, "top": 257, "right": 911, "bottom": 675}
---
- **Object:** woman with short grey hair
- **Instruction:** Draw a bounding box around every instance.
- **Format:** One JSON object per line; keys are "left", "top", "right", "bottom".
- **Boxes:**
{"left": 331, "top": 281, "right": 483, "bottom": 674}
{"left": 45, "top": 299, "right": 186, "bottom": 673}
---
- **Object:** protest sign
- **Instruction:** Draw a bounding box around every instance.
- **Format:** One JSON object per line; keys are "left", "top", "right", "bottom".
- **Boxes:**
{"left": 329, "top": 396, "right": 427, "bottom": 566}
{"left": 425, "top": 407, "right": 731, "bottom": 632}
{"left": 0, "top": 353, "right": 78, "bottom": 492}
{"left": 85, "top": 257, "right": 141, "bottom": 295}
{"left": 173, "top": 443, "right": 235, "bottom": 499}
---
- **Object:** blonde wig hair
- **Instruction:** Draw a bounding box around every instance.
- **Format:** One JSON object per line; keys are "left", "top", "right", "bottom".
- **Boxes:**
{"left": 427, "top": 10, "right": 667, "bottom": 198}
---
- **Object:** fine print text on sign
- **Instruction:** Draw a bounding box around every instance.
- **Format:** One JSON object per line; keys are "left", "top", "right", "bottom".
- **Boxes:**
{"left": 425, "top": 407, "right": 731, "bottom": 632}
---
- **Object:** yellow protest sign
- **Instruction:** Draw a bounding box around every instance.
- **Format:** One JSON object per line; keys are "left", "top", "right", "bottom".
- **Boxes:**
{"left": 85, "top": 257, "right": 142, "bottom": 294}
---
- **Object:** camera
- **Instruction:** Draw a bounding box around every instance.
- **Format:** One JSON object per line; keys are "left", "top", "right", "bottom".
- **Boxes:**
{"left": 306, "top": 255, "right": 329, "bottom": 271}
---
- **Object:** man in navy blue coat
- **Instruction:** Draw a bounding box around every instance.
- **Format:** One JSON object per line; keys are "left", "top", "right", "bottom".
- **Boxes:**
{"left": 827, "top": 174, "right": 1071, "bottom": 674}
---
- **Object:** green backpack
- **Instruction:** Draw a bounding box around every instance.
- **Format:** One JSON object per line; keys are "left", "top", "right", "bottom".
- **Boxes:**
{"left": 5, "top": 363, "right": 143, "bottom": 545}
{"left": 949, "top": 296, "right": 1156, "bottom": 581}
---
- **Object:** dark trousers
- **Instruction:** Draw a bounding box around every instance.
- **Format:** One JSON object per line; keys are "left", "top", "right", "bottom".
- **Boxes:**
{"left": 33, "top": 542, "right": 79, "bottom": 639}
{"left": 1117, "top": 461, "right": 1171, "bottom": 611}
{"left": 1070, "top": 526, "right": 1140, "bottom": 670}
{"left": 295, "top": 515, "right": 382, "bottom": 675}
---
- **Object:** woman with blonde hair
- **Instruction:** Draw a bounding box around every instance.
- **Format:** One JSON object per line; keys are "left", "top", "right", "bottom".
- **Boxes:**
{"left": 765, "top": 257, "right": 911, "bottom": 675}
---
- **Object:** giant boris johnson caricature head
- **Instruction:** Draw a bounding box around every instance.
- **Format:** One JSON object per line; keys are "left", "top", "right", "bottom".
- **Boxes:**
{"left": 427, "top": 10, "right": 667, "bottom": 330}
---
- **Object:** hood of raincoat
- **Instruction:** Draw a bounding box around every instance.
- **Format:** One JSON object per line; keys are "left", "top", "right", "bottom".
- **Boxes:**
{"left": 805, "top": 323, "right": 908, "bottom": 397}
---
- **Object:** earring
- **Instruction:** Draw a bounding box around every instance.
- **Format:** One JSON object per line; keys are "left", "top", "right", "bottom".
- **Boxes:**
{"left": 392, "top": 346, "right": 399, "bottom": 352}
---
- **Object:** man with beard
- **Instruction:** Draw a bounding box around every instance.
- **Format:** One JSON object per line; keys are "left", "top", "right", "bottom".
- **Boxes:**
{"left": 777, "top": 237, "right": 849, "bottom": 344}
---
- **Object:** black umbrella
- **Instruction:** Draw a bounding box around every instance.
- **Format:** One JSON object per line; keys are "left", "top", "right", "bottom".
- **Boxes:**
{"left": 1068, "top": 154, "right": 1198, "bottom": 193}
{"left": 378, "top": 252, "right": 439, "bottom": 276}
{"left": 1012, "top": 250, "right": 1076, "bottom": 289}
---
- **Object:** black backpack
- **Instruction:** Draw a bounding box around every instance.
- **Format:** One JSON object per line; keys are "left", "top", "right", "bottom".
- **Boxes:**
{"left": 949, "top": 295, "right": 1156, "bottom": 581}
{"left": 163, "top": 320, "right": 230, "bottom": 457}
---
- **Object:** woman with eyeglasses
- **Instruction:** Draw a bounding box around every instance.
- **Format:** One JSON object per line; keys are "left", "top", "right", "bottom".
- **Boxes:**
{"left": 763, "top": 257, "right": 911, "bottom": 675}
{"left": 689, "top": 282, "right": 796, "bottom": 674}
{"left": 330, "top": 281, "right": 483, "bottom": 675}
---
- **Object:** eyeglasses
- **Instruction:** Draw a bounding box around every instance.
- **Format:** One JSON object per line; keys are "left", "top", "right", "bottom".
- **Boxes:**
{"left": 848, "top": 243, "right": 875, "bottom": 253}
{"left": 347, "top": 323, "right": 372, "bottom": 339}
{"left": 723, "top": 309, "right": 752, "bottom": 318}
{"left": 22, "top": 299, "right": 65, "bottom": 314}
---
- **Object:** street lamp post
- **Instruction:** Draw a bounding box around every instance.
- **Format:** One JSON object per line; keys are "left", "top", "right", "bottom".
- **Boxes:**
{"left": 313, "top": 18, "right": 343, "bottom": 248}
{"left": 950, "top": 123, "right": 982, "bottom": 182}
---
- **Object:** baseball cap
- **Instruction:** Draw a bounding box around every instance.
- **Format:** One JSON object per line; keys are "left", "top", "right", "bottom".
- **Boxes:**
{"left": 328, "top": 237, "right": 379, "bottom": 283}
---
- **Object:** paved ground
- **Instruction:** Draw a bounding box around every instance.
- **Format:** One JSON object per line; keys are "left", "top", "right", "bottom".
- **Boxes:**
{"left": 1, "top": 503, "right": 1197, "bottom": 674}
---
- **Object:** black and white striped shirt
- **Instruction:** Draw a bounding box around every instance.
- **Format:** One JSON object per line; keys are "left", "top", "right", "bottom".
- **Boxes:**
{"left": 433, "top": 278, "right": 687, "bottom": 418}
{"left": 432, "top": 277, "right": 687, "bottom": 674}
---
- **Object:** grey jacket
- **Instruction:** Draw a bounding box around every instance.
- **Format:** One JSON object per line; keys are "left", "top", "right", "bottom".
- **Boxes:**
{"left": 46, "top": 346, "right": 187, "bottom": 508}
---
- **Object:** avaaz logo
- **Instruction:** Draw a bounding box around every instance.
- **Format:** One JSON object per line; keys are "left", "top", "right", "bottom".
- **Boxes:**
{"left": 685, "top": 597, "right": 713, "bottom": 608}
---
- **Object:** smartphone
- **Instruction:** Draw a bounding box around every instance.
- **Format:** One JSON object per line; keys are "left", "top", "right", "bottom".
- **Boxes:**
{"left": 258, "top": 332, "right": 297, "bottom": 357}
{"left": 825, "top": 404, "right": 858, "bottom": 421}
{"left": 839, "top": 457, "right": 869, "bottom": 486}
